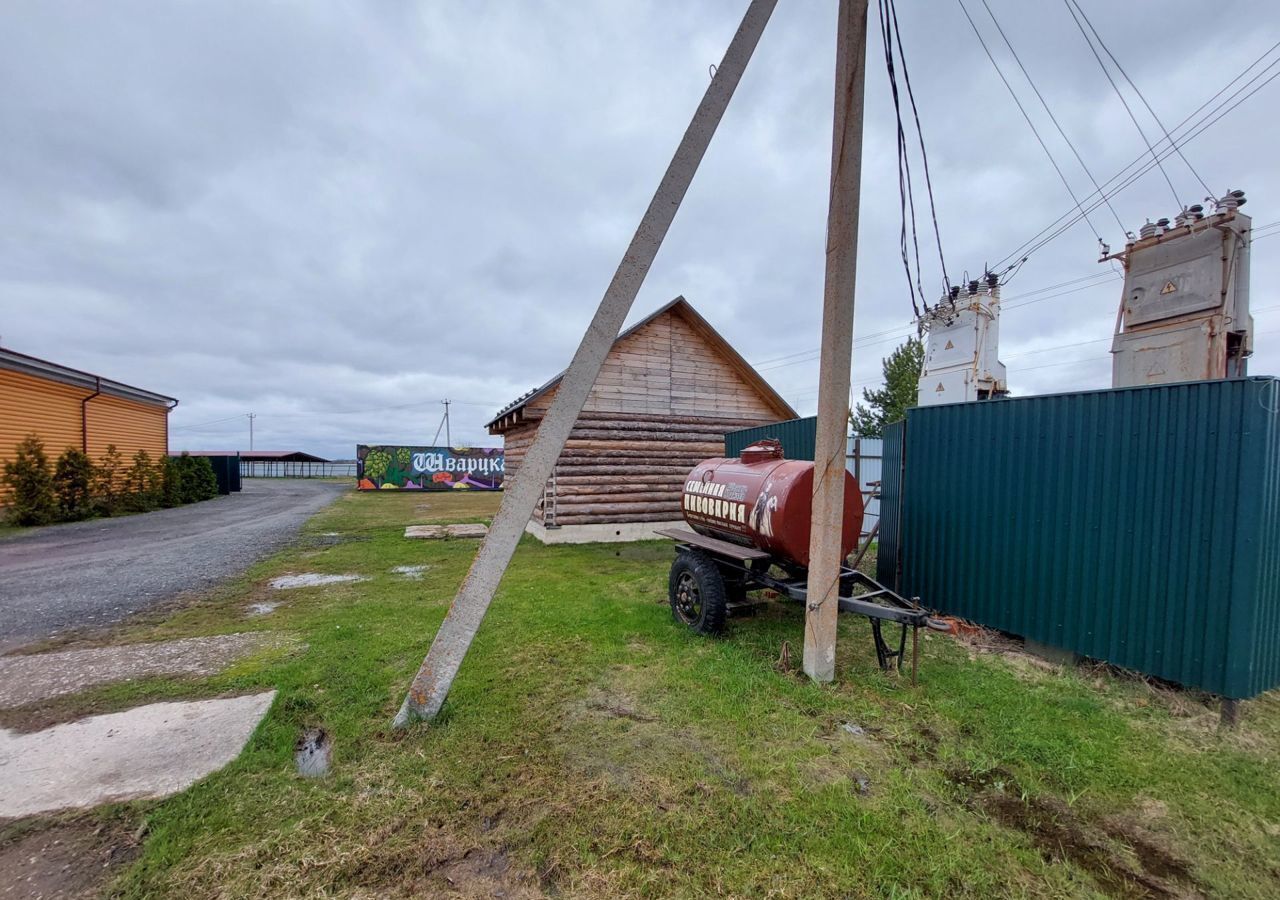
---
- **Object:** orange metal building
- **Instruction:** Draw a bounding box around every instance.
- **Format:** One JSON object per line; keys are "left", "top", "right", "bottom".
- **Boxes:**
{"left": 0, "top": 347, "right": 177, "bottom": 489}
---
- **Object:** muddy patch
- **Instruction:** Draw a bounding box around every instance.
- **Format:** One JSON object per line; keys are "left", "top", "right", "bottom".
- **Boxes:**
{"left": 981, "top": 791, "right": 1201, "bottom": 898}
{"left": 0, "top": 633, "right": 288, "bottom": 708}
{"left": 269, "top": 573, "right": 365, "bottom": 590}
{"left": 0, "top": 818, "right": 142, "bottom": 899}
{"left": 436, "top": 848, "right": 540, "bottom": 897}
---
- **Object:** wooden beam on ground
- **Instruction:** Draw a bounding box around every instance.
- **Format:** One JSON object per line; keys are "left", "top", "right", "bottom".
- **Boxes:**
{"left": 804, "top": 0, "right": 869, "bottom": 683}
{"left": 393, "top": 0, "right": 778, "bottom": 727}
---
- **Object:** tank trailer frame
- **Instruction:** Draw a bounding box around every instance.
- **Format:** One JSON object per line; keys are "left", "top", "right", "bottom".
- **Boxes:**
{"left": 656, "top": 528, "right": 947, "bottom": 683}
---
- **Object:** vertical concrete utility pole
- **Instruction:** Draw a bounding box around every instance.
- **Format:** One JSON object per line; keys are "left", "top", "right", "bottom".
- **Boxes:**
{"left": 394, "top": 0, "right": 779, "bottom": 727}
{"left": 804, "top": 0, "right": 869, "bottom": 683}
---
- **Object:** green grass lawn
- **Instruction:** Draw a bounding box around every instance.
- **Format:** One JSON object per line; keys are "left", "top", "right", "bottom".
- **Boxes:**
{"left": 19, "top": 489, "right": 1279, "bottom": 898}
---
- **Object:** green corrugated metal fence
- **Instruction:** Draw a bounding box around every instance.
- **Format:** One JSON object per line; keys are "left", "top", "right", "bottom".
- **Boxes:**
{"left": 725, "top": 416, "right": 817, "bottom": 461}
{"left": 879, "top": 377, "right": 1280, "bottom": 699}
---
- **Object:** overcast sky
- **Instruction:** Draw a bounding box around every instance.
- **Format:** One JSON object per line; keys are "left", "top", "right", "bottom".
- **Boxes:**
{"left": 3, "top": 1, "right": 1277, "bottom": 459}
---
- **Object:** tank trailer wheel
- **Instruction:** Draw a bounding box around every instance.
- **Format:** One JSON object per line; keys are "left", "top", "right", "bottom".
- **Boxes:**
{"left": 668, "top": 550, "right": 728, "bottom": 636}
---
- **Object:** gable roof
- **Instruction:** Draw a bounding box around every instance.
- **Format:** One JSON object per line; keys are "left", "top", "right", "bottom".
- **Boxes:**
{"left": 485, "top": 297, "right": 796, "bottom": 430}
{"left": 0, "top": 346, "right": 177, "bottom": 408}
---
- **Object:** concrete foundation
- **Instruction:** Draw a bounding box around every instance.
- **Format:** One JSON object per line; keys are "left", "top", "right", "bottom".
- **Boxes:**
{"left": 524, "top": 519, "right": 685, "bottom": 545}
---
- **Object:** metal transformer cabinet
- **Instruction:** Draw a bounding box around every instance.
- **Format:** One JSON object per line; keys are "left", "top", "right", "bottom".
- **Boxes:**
{"left": 917, "top": 274, "right": 1008, "bottom": 407}
{"left": 1108, "top": 193, "right": 1253, "bottom": 387}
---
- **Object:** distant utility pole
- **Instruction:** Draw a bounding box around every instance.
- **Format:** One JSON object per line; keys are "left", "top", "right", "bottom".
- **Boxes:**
{"left": 392, "top": 0, "right": 778, "bottom": 728}
{"left": 442, "top": 399, "right": 451, "bottom": 447}
{"left": 804, "top": 0, "right": 869, "bottom": 683}
{"left": 248, "top": 413, "right": 256, "bottom": 451}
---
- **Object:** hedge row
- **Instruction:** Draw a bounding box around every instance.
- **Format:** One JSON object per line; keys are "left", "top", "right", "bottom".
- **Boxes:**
{"left": 2, "top": 435, "right": 218, "bottom": 526}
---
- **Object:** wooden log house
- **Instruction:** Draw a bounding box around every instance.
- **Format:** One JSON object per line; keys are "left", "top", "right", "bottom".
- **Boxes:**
{"left": 486, "top": 297, "right": 796, "bottom": 543}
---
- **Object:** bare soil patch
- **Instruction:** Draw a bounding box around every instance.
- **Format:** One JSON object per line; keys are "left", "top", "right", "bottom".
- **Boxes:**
{"left": 0, "top": 633, "right": 286, "bottom": 708}
{"left": 0, "top": 817, "right": 141, "bottom": 899}
{"left": 975, "top": 786, "right": 1200, "bottom": 897}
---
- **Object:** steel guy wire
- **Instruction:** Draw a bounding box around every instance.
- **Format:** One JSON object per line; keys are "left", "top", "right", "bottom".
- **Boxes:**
{"left": 980, "top": 0, "right": 1127, "bottom": 235}
{"left": 956, "top": 0, "right": 1104, "bottom": 243}
{"left": 1061, "top": 0, "right": 1182, "bottom": 209}
{"left": 1066, "top": 0, "right": 1213, "bottom": 199}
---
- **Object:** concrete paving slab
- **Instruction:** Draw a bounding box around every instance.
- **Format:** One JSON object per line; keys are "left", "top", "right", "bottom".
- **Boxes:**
{"left": 0, "top": 633, "right": 286, "bottom": 708}
{"left": 404, "top": 524, "right": 489, "bottom": 539}
{"left": 0, "top": 691, "right": 276, "bottom": 819}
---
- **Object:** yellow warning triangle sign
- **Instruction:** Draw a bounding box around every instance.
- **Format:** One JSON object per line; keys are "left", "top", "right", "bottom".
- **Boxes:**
{"left": 944, "top": 339, "right": 955, "bottom": 350}
{"left": 1160, "top": 281, "right": 1177, "bottom": 294}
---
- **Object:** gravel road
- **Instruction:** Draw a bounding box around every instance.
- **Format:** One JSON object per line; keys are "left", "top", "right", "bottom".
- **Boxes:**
{"left": 0, "top": 480, "right": 346, "bottom": 651}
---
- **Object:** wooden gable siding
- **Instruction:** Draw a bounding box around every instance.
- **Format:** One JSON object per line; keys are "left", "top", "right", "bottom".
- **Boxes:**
{"left": 496, "top": 306, "right": 789, "bottom": 528}
{"left": 522, "top": 310, "right": 781, "bottom": 421}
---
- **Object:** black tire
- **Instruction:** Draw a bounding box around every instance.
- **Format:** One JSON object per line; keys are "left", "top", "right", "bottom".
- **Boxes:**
{"left": 668, "top": 550, "right": 728, "bottom": 636}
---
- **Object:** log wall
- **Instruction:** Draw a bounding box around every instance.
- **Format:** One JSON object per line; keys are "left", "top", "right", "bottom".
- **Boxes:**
{"left": 493, "top": 303, "right": 790, "bottom": 527}
{"left": 504, "top": 412, "right": 773, "bottom": 525}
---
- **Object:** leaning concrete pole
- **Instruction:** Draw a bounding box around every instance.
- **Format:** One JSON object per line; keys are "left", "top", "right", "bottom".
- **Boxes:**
{"left": 394, "top": 0, "right": 778, "bottom": 727}
{"left": 803, "top": 0, "right": 868, "bottom": 683}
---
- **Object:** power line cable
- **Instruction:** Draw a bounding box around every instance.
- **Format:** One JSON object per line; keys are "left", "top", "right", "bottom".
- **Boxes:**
{"left": 171, "top": 413, "right": 250, "bottom": 431}
{"left": 979, "top": 0, "right": 1126, "bottom": 236}
{"left": 1059, "top": 0, "right": 1187, "bottom": 209}
{"left": 752, "top": 269, "right": 1125, "bottom": 372}
{"left": 1066, "top": 0, "right": 1213, "bottom": 198}
{"left": 887, "top": 0, "right": 950, "bottom": 294}
{"left": 1014, "top": 62, "right": 1280, "bottom": 262}
{"left": 1061, "top": 0, "right": 1182, "bottom": 208}
{"left": 878, "top": 0, "right": 927, "bottom": 317}
{"left": 993, "top": 51, "right": 1280, "bottom": 268}
{"left": 956, "top": 0, "right": 1103, "bottom": 242}
{"left": 994, "top": 49, "right": 1280, "bottom": 267}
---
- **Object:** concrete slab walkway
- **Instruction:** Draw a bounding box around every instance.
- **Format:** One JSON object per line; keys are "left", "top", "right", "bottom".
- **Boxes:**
{"left": 0, "top": 691, "right": 276, "bottom": 818}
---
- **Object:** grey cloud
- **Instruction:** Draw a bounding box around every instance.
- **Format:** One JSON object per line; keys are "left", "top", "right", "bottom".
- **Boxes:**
{"left": 2, "top": 1, "right": 1277, "bottom": 458}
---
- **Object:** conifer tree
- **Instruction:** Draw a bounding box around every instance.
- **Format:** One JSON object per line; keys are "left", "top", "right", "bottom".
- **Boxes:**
{"left": 849, "top": 337, "right": 924, "bottom": 438}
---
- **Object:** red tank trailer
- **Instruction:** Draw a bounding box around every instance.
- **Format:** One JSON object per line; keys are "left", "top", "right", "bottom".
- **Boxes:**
{"left": 680, "top": 439, "right": 862, "bottom": 569}
{"left": 657, "top": 439, "right": 945, "bottom": 680}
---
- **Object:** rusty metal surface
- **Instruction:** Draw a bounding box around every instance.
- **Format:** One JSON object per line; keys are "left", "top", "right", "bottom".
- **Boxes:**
{"left": 683, "top": 454, "right": 861, "bottom": 570}
{"left": 392, "top": 0, "right": 780, "bottom": 727}
{"left": 653, "top": 528, "right": 771, "bottom": 560}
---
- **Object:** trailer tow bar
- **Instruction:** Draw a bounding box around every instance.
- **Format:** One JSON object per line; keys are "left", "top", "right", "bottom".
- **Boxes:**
{"left": 656, "top": 528, "right": 948, "bottom": 685}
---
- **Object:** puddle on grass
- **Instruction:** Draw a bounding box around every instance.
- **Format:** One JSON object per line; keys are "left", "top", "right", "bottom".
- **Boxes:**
{"left": 295, "top": 727, "right": 331, "bottom": 777}
{"left": 391, "top": 565, "right": 429, "bottom": 580}
{"left": 270, "top": 573, "right": 365, "bottom": 590}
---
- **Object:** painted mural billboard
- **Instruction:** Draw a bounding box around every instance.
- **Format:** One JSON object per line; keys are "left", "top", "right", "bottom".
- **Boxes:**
{"left": 356, "top": 445, "right": 505, "bottom": 491}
